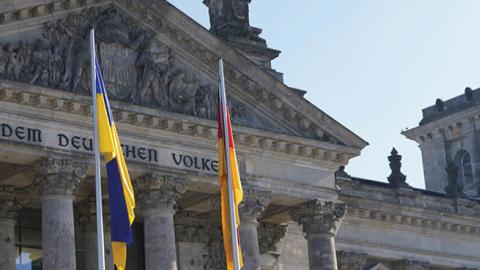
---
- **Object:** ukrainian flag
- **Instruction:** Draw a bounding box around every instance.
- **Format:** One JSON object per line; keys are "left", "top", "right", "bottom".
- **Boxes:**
{"left": 95, "top": 59, "right": 135, "bottom": 270}
{"left": 218, "top": 100, "right": 244, "bottom": 269}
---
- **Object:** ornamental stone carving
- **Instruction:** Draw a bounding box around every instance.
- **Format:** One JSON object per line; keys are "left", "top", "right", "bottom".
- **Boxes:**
{"left": 336, "top": 251, "right": 367, "bottom": 270}
{"left": 0, "top": 6, "right": 284, "bottom": 131}
{"left": 392, "top": 259, "right": 430, "bottom": 270}
{"left": 289, "top": 199, "right": 347, "bottom": 236}
{"left": 76, "top": 196, "right": 111, "bottom": 233}
{"left": 0, "top": 185, "right": 29, "bottom": 219}
{"left": 238, "top": 187, "right": 271, "bottom": 224}
{"left": 174, "top": 211, "right": 209, "bottom": 243}
{"left": 135, "top": 173, "right": 188, "bottom": 212}
{"left": 257, "top": 222, "right": 287, "bottom": 254}
{"left": 387, "top": 148, "right": 410, "bottom": 188}
{"left": 34, "top": 157, "right": 87, "bottom": 196}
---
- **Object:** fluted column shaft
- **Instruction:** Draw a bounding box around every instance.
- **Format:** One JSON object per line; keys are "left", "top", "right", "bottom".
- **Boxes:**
{"left": 0, "top": 185, "right": 26, "bottom": 270}
{"left": 0, "top": 219, "right": 15, "bottom": 270}
{"left": 290, "top": 200, "right": 346, "bottom": 270}
{"left": 35, "top": 158, "right": 86, "bottom": 270}
{"left": 136, "top": 174, "right": 187, "bottom": 270}
{"left": 238, "top": 187, "right": 271, "bottom": 270}
{"left": 78, "top": 197, "right": 113, "bottom": 270}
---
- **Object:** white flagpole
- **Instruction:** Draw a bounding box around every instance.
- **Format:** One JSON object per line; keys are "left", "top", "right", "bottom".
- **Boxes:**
{"left": 218, "top": 59, "right": 241, "bottom": 270}
{"left": 90, "top": 28, "right": 106, "bottom": 270}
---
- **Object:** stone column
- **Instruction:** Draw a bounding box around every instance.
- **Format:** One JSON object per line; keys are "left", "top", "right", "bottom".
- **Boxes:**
{"left": 174, "top": 211, "right": 209, "bottom": 270}
{"left": 392, "top": 259, "right": 429, "bottom": 270}
{"left": 238, "top": 187, "right": 271, "bottom": 270}
{"left": 258, "top": 222, "right": 288, "bottom": 270}
{"left": 0, "top": 185, "right": 27, "bottom": 270}
{"left": 35, "top": 158, "right": 87, "bottom": 270}
{"left": 290, "top": 200, "right": 347, "bottom": 270}
{"left": 77, "top": 196, "right": 114, "bottom": 270}
{"left": 136, "top": 173, "right": 187, "bottom": 270}
{"left": 204, "top": 195, "right": 226, "bottom": 270}
{"left": 336, "top": 251, "right": 367, "bottom": 270}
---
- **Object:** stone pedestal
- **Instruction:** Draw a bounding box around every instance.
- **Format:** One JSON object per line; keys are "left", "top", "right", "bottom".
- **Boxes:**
{"left": 290, "top": 200, "right": 346, "bottom": 270}
{"left": 336, "top": 251, "right": 367, "bottom": 270}
{"left": 0, "top": 185, "right": 26, "bottom": 270}
{"left": 238, "top": 187, "right": 271, "bottom": 270}
{"left": 136, "top": 173, "right": 187, "bottom": 270}
{"left": 35, "top": 158, "right": 87, "bottom": 270}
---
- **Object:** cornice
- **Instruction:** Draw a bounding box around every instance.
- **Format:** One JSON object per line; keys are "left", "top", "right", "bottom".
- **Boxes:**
{"left": 346, "top": 206, "right": 480, "bottom": 238}
{"left": 0, "top": 80, "right": 359, "bottom": 165}
{"left": 402, "top": 104, "right": 480, "bottom": 144}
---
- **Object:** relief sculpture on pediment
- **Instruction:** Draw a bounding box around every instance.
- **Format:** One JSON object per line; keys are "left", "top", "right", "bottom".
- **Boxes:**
{"left": 0, "top": 6, "right": 289, "bottom": 134}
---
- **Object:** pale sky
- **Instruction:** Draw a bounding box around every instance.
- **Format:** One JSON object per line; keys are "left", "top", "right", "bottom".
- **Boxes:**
{"left": 168, "top": 0, "right": 480, "bottom": 188}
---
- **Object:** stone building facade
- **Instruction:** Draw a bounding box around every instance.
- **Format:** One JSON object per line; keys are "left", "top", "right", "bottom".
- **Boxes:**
{"left": 403, "top": 88, "right": 480, "bottom": 198}
{"left": 0, "top": 1, "right": 478, "bottom": 270}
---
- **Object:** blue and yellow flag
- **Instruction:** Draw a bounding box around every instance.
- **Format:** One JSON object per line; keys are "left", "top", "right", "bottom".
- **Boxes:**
{"left": 95, "top": 60, "right": 135, "bottom": 270}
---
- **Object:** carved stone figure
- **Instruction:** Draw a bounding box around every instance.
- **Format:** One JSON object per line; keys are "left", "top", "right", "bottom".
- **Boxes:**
{"left": 134, "top": 41, "right": 172, "bottom": 107}
{"left": 168, "top": 71, "right": 200, "bottom": 114}
{"left": 49, "top": 43, "right": 64, "bottom": 88}
{"left": 28, "top": 39, "right": 51, "bottom": 87}
{"left": 4, "top": 43, "right": 20, "bottom": 81}
{"left": 196, "top": 85, "right": 216, "bottom": 119}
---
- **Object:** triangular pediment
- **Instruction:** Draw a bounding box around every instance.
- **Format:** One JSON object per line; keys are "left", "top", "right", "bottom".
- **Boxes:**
{"left": 0, "top": 1, "right": 367, "bottom": 151}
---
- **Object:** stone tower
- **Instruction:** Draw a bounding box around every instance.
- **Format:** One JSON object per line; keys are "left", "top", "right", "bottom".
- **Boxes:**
{"left": 403, "top": 87, "right": 480, "bottom": 198}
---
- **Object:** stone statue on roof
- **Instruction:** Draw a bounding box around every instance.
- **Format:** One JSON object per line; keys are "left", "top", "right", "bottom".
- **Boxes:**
{"left": 203, "top": 0, "right": 254, "bottom": 39}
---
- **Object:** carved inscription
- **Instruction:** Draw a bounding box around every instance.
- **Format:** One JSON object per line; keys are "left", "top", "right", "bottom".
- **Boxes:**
{"left": 0, "top": 121, "right": 218, "bottom": 174}
{"left": 1, "top": 123, "right": 42, "bottom": 143}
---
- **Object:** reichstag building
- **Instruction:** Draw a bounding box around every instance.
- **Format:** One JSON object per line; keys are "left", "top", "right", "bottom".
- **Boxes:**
{"left": 0, "top": 0, "right": 479, "bottom": 269}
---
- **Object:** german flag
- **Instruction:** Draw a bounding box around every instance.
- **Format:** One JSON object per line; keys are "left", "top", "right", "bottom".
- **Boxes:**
{"left": 217, "top": 59, "right": 244, "bottom": 270}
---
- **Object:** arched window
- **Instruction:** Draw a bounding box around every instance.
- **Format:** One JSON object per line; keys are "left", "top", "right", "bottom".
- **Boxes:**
{"left": 458, "top": 151, "right": 474, "bottom": 185}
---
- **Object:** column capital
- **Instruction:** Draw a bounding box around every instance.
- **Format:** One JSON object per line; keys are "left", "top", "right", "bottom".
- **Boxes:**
{"left": 0, "top": 185, "right": 29, "bottom": 220}
{"left": 135, "top": 173, "right": 188, "bottom": 213}
{"left": 258, "top": 222, "right": 287, "bottom": 254}
{"left": 34, "top": 157, "right": 87, "bottom": 196}
{"left": 393, "top": 259, "right": 430, "bottom": 270}
{"left": 76, "top": 196, "right": 110, "bottom": 233}
{"left": 239, "top": 187, "right": 271, "bottom": 224}
{"left": 289, "top": 199, "right": 347, "bottom": 236}
{"left": 336, "top": 251, "right": 367, "bottom": 270}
